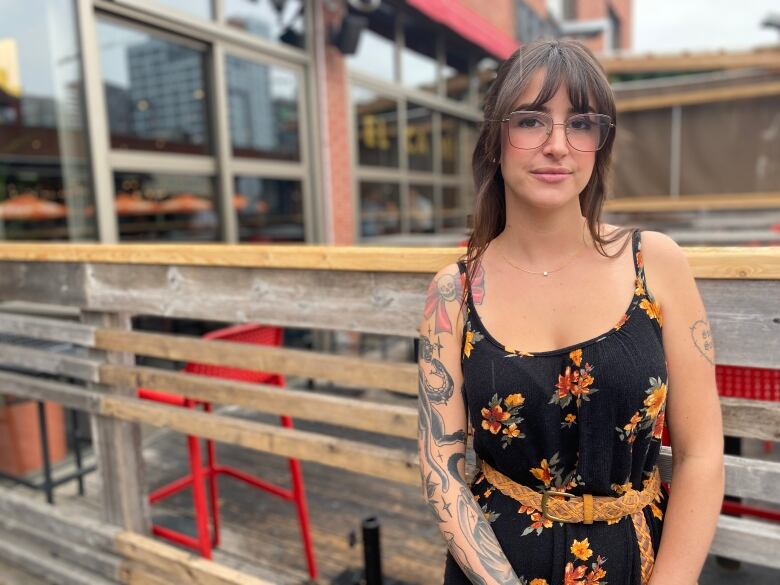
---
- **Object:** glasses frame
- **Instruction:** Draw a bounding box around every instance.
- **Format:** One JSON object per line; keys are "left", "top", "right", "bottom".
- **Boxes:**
{"left": 499, "top": 110, "right": 615, "bottom": 152}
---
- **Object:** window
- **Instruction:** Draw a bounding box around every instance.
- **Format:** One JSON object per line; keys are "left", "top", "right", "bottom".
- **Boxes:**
{"left": 226, "top": 56, "right": 300, "bottom": 160}
{"left": 360, "top": 182, "right": 400, "bottom": 237}
{"left": 235, "top": 177, "right": 304, "bottom": 242}
{"left": 353, "top": 87, "right": 399, "bottom": 168}
{"left": 114, "top": 172, "right": 218, "bottom": 241}
{"left": 0, "top": 0, "right": 96, "bottom": 241}
{"left": 98, "top": 19, "right": 211, "bottom": 155}
{"left": 225, "top": 0, "right": 306, "bottom": 49}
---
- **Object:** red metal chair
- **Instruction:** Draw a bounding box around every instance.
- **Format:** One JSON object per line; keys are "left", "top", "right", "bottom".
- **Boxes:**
{"left": 137, "top": 323, "right": 318, "bottom": 580}
{"left": 661, "top": 364, "right": 780, "bottom": 523}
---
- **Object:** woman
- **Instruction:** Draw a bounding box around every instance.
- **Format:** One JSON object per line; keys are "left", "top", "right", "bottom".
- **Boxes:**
{"left": 417, "top": 38, "right": 724, "bottom": 585}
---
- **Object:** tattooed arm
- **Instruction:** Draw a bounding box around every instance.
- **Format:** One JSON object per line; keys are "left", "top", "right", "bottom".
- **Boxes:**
{"left": 418, "top": 264, "right": 522, "bottom": 585}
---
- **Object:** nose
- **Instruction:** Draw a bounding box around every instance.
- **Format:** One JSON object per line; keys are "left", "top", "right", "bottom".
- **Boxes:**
{"left": 542, "top": 123, "right": 569, "bottom": 157}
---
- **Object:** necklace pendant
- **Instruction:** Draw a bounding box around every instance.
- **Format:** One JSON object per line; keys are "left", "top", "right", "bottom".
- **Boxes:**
{"left": 543, "top": 271, "right": 549, "bottom": 277}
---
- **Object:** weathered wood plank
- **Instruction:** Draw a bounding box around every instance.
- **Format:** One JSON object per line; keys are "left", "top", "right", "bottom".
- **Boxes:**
{"left": 0, "top": 342, "right": 101, "bottom": 382}
{"left": 0, "top": 530, "right": 117, "bottom": 585}
{"left": 100, "top": 394, "right": 419, "bottom": 486}
{"left": 96, "top": 329, "right": 418, "bottom": 396}
{"left": 709, "top": 514, "right": 780, "bottom": 569}
{"left": 0, "top": 261, "right": 87, "bottom": 305}
{"left": 720, "top": 397, "right": 780, "bottom": 441}
{"left": 0, "top": 243, "right": 778, "bottom": 278}
{"left": 0, "top": 369, "right": 101, "bottom": 412}
{"left": 81, "top": 311, "right": 151, "bottom": 535}
{"left": 0, "top": 312, "right": 96, "bottom": 346}
{"left": 115, "top": 532, "right": 275, "bottom": 585}
{"left": 101, "top": 364, "right": 418, "bottom": 438}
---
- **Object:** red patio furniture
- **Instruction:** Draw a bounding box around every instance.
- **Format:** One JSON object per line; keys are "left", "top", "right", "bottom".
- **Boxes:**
{"left": 137, "top": 323, "right": 318, "bottom": 580}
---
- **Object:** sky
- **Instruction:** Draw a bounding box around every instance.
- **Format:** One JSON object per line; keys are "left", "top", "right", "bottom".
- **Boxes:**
{"left": 632, "top": 0, "right": 779, "bottom": 52}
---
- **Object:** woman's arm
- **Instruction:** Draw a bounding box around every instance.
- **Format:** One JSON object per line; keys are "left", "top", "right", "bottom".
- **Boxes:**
{"left": 642, "top": 232, "right": 725, "bottom": 585}
{"left": 418, "top": 264, "right": 523, "bottom": 585}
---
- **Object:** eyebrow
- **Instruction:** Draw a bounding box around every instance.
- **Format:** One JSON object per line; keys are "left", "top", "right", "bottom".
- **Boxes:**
{"left": 513, "top": 103, "right": 596, "bottom": 114}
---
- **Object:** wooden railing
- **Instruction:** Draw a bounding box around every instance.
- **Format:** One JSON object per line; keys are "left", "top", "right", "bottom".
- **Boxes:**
{"left": 0, "top": 243, "right": 779, "bottom": 582}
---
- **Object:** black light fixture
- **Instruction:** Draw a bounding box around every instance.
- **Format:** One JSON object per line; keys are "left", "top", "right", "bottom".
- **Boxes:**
{"left": 331, "top": 12, "right": 369, "bottom": 55}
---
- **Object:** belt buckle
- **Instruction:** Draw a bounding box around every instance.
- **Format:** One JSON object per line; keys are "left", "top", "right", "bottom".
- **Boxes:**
{"left": 541, "top": 489, "right": 577, "bottom": 523}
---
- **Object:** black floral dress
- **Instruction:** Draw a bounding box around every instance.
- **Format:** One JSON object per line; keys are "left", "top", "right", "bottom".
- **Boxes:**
{"left": 445, "top": 228, "right": 669, "bottom": 585}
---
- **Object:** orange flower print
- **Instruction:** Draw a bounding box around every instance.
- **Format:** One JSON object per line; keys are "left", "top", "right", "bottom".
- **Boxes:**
{"left": 551, "top": 359, "right": 599, "bottom": 408}
{"left": 530, "top": 459, "right": 553, "bottom": 487}
{"left": 519, "top": 504, "right": 554, "bottom": 536}
{"left": 530, "top": 451, "right": 582, "bottom": 492}
{"left": 561, "top": 413, "right": 577, "bottom": 429}
{"left": 480, "top": 392, "right": 526, "bottom": 448}
{"left": 571, "top": 538, "right": 592, "bottom": 561}
{"left": 564, "top": 562, "right": 587, "bottom": 584}
{"left": 570, "top": 348, "right": 583, "bottom": 367}
{"left": 530, "top": 580, "right": 549, "bottom": 585}
{"left": 634, "top": 276, "right": 645, "bottom": 296}
{"left": 565, "top": 548, "right": 608, "bottom": 585}
{"left": 643, "top": 381, "right": 668, "bottom": 419}
{"left": 481, "top": 404, "right": 509, "bottom": 434}
{"left": 617, "top": 376, "right": 668, "bottom": 444}
{"left": 652, "top": 410, "right": 665, "bottom": 440}
{"left": 636, "top": 249, "right": 644, "bottom": 269}
{"left": 614, "top": 312, "right": 628, "bottom": 331}
{"left": 462, "top": 319, "right": 484, "bottom": 359}
{"left": 640, "top": 296, "right": 663, "bottom": 327}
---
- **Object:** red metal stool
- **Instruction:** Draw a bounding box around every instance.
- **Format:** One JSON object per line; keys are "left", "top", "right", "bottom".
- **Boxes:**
{"left": 138, "top": 323, "right": 318, "bottom": 580}
{"left": 661, "top": 364, "right": 780, "bottom": 523}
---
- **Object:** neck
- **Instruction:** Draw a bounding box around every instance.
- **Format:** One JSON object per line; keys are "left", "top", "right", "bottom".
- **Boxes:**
{"left": 493, "top": 202, "right": 592, "bottom": 268}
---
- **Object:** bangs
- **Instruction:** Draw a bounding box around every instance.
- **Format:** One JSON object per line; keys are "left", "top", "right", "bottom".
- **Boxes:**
{"left": 496, "top": 42, "right": 615, "bottom": 121}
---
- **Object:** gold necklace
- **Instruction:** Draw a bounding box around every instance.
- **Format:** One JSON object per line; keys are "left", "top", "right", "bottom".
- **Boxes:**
{"left": 500, "top": 223, "right": 589, "bottom": 277}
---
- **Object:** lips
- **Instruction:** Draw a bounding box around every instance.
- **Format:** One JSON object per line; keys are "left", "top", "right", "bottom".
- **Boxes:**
{"left": 531, "top": 168, "right": 571, "bottom": 175}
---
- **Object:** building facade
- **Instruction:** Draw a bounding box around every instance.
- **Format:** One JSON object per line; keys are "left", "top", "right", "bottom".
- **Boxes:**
{"left": 0, "top": 0, "right": 632, "bottom": 246}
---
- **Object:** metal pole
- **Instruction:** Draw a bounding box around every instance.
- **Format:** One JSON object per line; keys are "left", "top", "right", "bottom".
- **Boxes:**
{"left": 362, "top": 515, "right": 382, "bottom": 585}
{"left": 37, "top": 401, "right": 54, "bottom": 504}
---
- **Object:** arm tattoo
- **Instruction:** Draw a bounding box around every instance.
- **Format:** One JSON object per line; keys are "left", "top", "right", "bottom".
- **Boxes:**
{"left": 689, "top": 318, "right": 715, "bottom": 365}
{"left": 418, "top": 325, "right": 521, "bottom": 584}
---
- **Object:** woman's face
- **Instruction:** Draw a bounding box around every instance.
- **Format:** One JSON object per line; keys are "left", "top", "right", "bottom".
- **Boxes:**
{"left": 499, "top": 68, "right": 597, "bottom": 209}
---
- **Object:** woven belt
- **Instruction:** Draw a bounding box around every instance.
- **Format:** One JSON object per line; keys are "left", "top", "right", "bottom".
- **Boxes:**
{"left": 481, "top": 461, "right": 661, "bottom": 585}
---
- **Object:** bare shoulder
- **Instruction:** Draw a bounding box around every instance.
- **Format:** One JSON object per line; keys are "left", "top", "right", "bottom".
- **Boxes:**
{"left": 637, "top": 230, "right": 691, "bottom": 306}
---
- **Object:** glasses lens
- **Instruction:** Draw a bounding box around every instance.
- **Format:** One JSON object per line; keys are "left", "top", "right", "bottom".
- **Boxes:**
{"left": 506, "top": 112, "right": 551, "bottom": 149}
{"left": 566, "top": 114, "right": 611, "bottom": 152}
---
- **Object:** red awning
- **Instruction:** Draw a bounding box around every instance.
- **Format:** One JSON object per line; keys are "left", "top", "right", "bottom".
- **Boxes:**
{"left": 405, "top": 0, "right": 520, "bottom": 60}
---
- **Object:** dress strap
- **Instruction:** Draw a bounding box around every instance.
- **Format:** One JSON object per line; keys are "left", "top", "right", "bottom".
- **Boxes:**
{"left": 631, "top": 228, "right": 648, "bottom": 294}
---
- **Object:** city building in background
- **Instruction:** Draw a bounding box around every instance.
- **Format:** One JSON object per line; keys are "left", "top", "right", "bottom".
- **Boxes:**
{"left": 4, "top": 1, "right": 777, "bottom": 248}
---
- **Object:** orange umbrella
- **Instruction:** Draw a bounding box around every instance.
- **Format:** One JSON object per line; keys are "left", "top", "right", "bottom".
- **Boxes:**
{"left": 116, "top": 192, "right": 161, "bottom": 215}
{"left": 159, "top": 193, "right": 213, "bottom": 213}
{"left": 234, "top": 193, "right": 248, "bottom": 211}
{"left": 0, "top": 192, "right": 67, "bottom": 220}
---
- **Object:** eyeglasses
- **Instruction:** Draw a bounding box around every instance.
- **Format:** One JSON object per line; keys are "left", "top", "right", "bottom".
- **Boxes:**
{"left": 499, "top": 110, "right": 614, "bottom": 152}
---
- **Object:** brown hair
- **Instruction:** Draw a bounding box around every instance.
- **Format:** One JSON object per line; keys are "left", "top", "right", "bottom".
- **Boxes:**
{"left": 458, "top": 38, "right": 637, "bottom": 316}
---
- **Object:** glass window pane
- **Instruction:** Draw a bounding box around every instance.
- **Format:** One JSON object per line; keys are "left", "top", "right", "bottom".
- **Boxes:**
{"left": 98, "top": 19, "right": 211, "bottom": 155}
{"left": 441, "top": 115, "right": 462, "bottom": 175}
{"left": 235, "top": 176, "right": 304, "bottom": 242}
{"left": 444, "top": 40, "right": 470, "bottom": 101}
{"left": 346, "top": 28, "right": 396, "bottom": 83}
{"left": 114, "top": 172, "right": 218, "bottom": 241}
{"left": 226, "top": 56, "right": 300, "bottom": 160}
{"left": 409, "top": 184, "right": 434, "bottom": 233}
{"left": 225, "top": 0, "right": 306, "bottom": 49}
{"left": 353, "top": 87, "right": 398, "bottom": 167}
{"left": 402, "top": 20, "right": 438, "bottom": 93}
{"left": 0, "top": 0, "right": 96, "bottom": 242}
{"left": 360, "top": 182, "right": 400, "bottom": 237}
{"left": 407, "top": 103, "right": 433, "bottom": 172}
{"left": 152, "top": 0, "right": 212, "bottom": 19}
{"left": 476, "top": 57, "right": 498, "bottom": 108}
{"left": 442, "top": 186, "right": 466, "bottom": 228}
